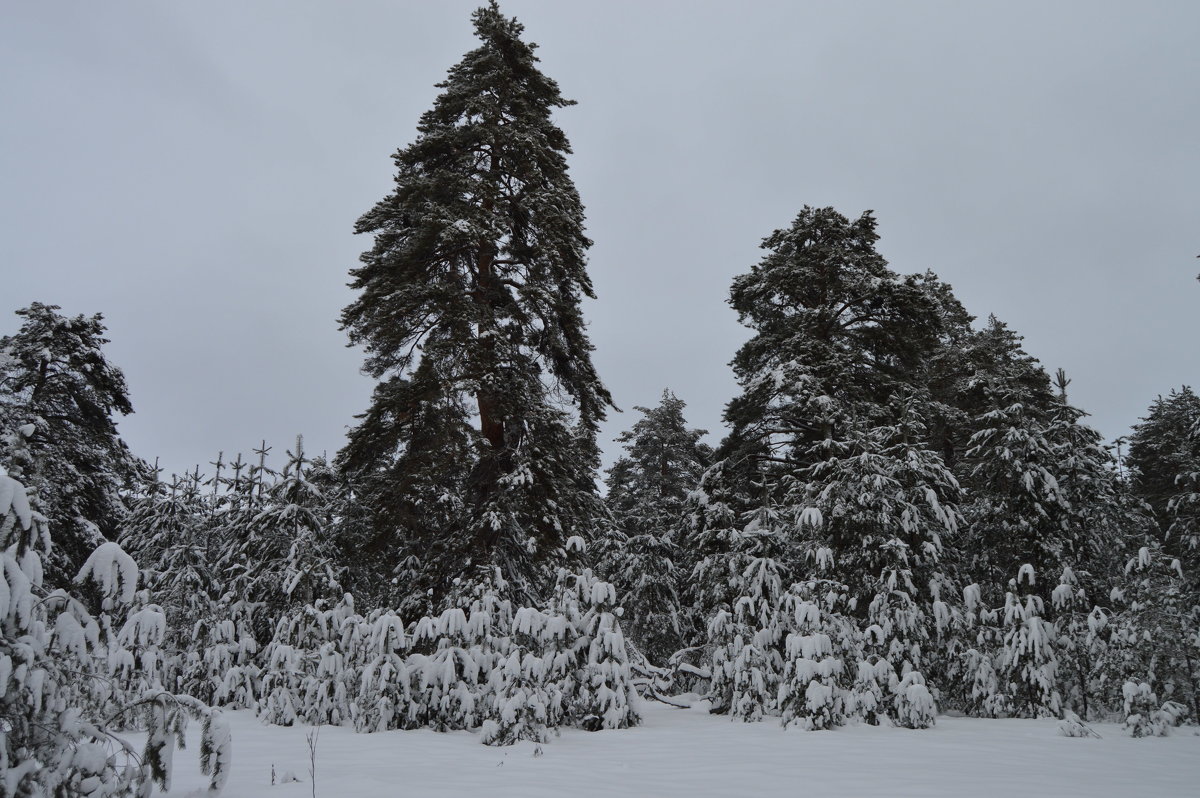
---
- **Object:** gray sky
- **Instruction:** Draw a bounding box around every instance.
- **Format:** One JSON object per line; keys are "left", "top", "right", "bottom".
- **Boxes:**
{"left": 3, "top": 1, "right": 1197, "bottom": 478}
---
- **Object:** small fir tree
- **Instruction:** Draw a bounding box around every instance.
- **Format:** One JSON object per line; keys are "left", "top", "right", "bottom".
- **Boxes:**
{"left": 777, "top": 579, "right": 857, "bottom": 730}
{"left": 999, "top": 565, "right": 1061, "bottom": 718}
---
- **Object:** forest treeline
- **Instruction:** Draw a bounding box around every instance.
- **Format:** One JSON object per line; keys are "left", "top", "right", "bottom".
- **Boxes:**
{"left": 2, "top": 3, "right": 1197, "bottom": 795}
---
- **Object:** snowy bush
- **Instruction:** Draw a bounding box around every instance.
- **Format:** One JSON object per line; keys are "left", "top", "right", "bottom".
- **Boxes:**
{"left": 1122, "top": 680, "right": 1169, "bottom": 737}
{"left": 891, "top": 670, "right": 937, "bottom": 729}
{"left": 1058, "top": 710, "right": 1100, "bottom": 738}
{"left": 851, "top": 655, "right": 893, "bottom": 725}
{"left": 481, "top": 648, "right": 552, "bottom": 745}
{"left": 1159, "top": 700, "right": 1189, "bottom": 727}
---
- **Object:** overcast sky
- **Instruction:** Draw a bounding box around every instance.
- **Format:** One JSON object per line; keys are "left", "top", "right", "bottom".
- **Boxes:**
{"left": 3, "top": 1, "right": 1197, "bottom": 478}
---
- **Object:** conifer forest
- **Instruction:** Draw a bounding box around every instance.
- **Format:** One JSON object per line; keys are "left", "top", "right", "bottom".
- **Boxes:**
{"left": 3, "top": 3, "right": 1198, "bottom": 796}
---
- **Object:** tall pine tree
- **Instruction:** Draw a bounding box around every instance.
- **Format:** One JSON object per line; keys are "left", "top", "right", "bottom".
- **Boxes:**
{"left": 338, "top": 3, "right": 612, "bottom": 610}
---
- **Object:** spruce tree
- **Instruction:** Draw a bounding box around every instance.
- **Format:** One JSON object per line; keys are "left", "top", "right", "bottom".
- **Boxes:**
{"left": 241, "top": 436, "right": 341, "bottom": 613}
{"left": 603, "top": 390, "right": 711, "bottom": 663}
{"left": 338, "top": 2, "right": 612, "bottom": 609}
{"left": 1045, "top": 372, "right": 1130, "bottom": 574}
{"left": 960, "top": 387, "right": 1067, "bottom": 592}
{"left": 121, "top": 471, "right": 215, "bottom": 647}
{"left": 1052, "top": 565, "right": 1108, "bottom": 720}
{"left": 998, "top": 565, "right": 1061, "bottom": 718}
{"left": 1128, "top": 387, "right": 1200, "bottom": 577}
{"left": 1108, "top": 545, "right": 1200, "bottom": 722}
{"left": 0, "top": 303, "right": 141, "bottom": 584}
{"left": 1128, "top": 387, "right": 1200, "bottom": 524}
{"left": 687, "top": 208, "right": 953, "bottom": 637}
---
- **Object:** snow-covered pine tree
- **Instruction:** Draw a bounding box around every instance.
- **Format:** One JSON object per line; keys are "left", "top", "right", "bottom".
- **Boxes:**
{"left": 704, "top": 605, "right": 741, "bottom": 717}
{"left": 165, "top": 450, "right": 271, "bottom": 708}
{"left": 120, "top": 469, "right": 219, "bottom": 696}
{"left": 299, "top": 595, "right": 361, "bottom": 727}
{"left": 1127, "top": 387, "right": 1200, "bottom": 534}
{"left": 777, "top": 578, "right": 857, "bottom": 730}
{"left": 688, "top": 207, "right": 957, "bottom": 652}
{"left": 107, "top": 591, "right": 170, "bottom": 715}
{"left": 1045, "top": 371, "right": 1133, "bottom": 589}
{"left": 891, "top": 670, "right": 938, "bottom": 729}
{"left": 921, "top": 571, "right": 964, "bottom": 707}
{"left": 603, "top": 390, "right": 711, "bottom": 665}
{"left": 962, "top": 387, "right": 1068, "bottom": 594}
{"left": 932, "top": 314, "right": 1057, "bottom": 477}
{"left": 692, "top": 505, "right": 789, "bottom": 716}
{"left": 859, "top": 539, "right": 933, "bottom": 725}
{"left": 413, "top": 605, "right": 486, "bottom": 732}
{"left": 203, "top": 602, "right": 261, "bottom": 710}
{"left": 999, "top": 565, "right": 1061, "bottom": 718}
{"left": 353, "top": 607, "right": 417, "bottom": 732}
{"left": 1106, "top": 545, "right": 1200, "bottom": 723}
{"left": 552, "top": 569, "right": 641, "bottom": 730}
{"left": 769, "top": 399, "right": 958, "bottom": 726}
{"left": 959, "top": 582, "right": 1008, "bottom": 717}
{"left": 1, "top": 465, "right": 230, "bottom": 795}
{"left": 725, "top": 556, "right": 787, "bottom": 722}
{"left": 481, "top": 605, "right": 553, "bottom": 745}
{"left": 481, "top": 645, "right": 552, "bottom": 745}
{"left": 538, "top": 586, "right": 579, "bottom": 729}
{"left": 788, "top": 400, "right": 960, "bottom": 604}
{"left": 1051, "top": 565, "right": 1109, "bottom": 720}
{"left": 1168, "top": 468, "right": 1200, "bottom": 589}
{"left": 242, "top": 436, "right": 341, "bottom": 616}
{"left": 0, "top": 303, "right": 141, "bottom": 585}
{"left": 726, "top": 208, "right": 946, "bottom": 434}
{"left": 338, "top": 2, "right": 613, "bottom": 610}
{"left": 1122, "top": 681, "right": 1170, "bottom": 737}
{"left": 850, "top": 652, "right": 893, "bottom": 726}
{"left": 1163, "top": 404, "right": 1200, "bottom": 590}
{"left": 682, "top": 456, "right": 765, "bottom": 650}
{"left": 259, "top": 594, "right": 358, "bottom": 727}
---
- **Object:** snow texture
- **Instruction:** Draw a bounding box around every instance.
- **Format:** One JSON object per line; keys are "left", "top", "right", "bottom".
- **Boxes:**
{"left": 129, "top": 700, "right": 1200, "bottom": 797}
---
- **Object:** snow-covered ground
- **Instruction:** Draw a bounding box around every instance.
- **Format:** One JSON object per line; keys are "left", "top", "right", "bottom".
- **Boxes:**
{"left": 151, "top": 699, "right": 1200, "bottom": 797}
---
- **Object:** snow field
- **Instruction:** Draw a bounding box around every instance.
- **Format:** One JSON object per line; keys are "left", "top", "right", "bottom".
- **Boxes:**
{"left": 144, "top": 700, "right": 1200, "bottom": 798}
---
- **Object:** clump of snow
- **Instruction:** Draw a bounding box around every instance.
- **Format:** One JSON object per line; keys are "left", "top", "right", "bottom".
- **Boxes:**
{"left": 75, "top": 540, "right": 139, "bottom": 608}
